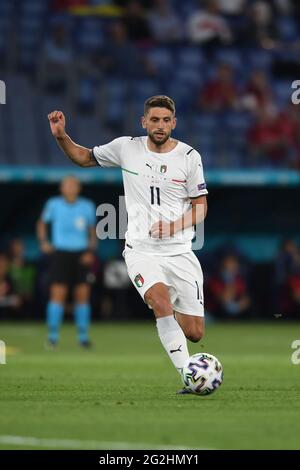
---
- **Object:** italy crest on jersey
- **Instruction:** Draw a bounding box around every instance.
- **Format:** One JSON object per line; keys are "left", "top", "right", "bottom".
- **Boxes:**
{"left": 134, "top": 274, "right": 144, "bottom": 288}
{"left": 160, "top": 165, "right": 167, "bottom": 174}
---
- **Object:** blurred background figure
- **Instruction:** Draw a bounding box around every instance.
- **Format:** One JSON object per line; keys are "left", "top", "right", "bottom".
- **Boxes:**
{"left": 8, "top": 239, "right": 36, "bottom": 315}
{"left": 240, "top": 1, "right": 279, "bottom": 48}
{"left": 0, "top": 252, "right": 21, "bottom": 318}
{"left": 101, "top": 21, "right": 147, "bottom": 79}
{"left": 37, "top": 176, "right": 97, "bottom": 348}
{"left": 274, "top": 239, "right": 300, "bottom": 318}
{"left": 186, "top": 0, "right": 233, "bottom": 47}
{"left": 207, "top": 253, "right": 251, "bottom": 319}
{"left": 122, "top": 0, "right": 153, "bottom": 45}
{"left": 198, "top": 62, "right": 238, "bottom": 112}
{"left": 148, "top": 0, "right": 183, "bottom": 44}
{"left": 38, "top": 23, "right": 74, "bottom": 93}
{"left": 248, "top": 107, "right": 293, "bottom": 167}
{"left": 239, "top": 70, "right": 275, "bottom": 114}
{"left": 218, "top": 0, "right": 246, "bottom": 17}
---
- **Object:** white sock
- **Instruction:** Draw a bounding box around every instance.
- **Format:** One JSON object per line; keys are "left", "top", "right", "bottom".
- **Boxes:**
{"left": 156, "top": 315, "right": 190, "bottom": 374}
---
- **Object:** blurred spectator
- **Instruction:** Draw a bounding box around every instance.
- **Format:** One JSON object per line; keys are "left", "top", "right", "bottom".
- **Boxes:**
{"left": 239, "top": 70, "right": 275, "bottom": 114}
{"left": 148, "top": 0, "right": 183, "bottom": 44}
{"left": 51, "top": 0, "right": 89, "bottom": 11}
{"left": 38, "top": 24, "right": 73, "bottom": 92}
{"left": 239, "top": 1, "right": 278, "bottom": 48}
{"left": 0, "top": 0, "right": 300, "bottom": 171}
{"left": 273, "top": 0, "right": 293, "bottom": 15}
{"left": 286, "top": 269, "right": 300, "bottom": 317}
{"left": 277, "top": 103, "right": 300, "bottom": 168}
{"left": 275, "top": 240, "right": 300, "bottom": 317}
{"left": 36, "top": 175, "right": 97, "bottom": 347}
{"left": 247, "top": 107, "right": 292, "bottom": 167}
{"left": 207, "top": 254, "right": 251, "bottom": 318}
{"left": 275, "top": 239, "right": 300, "bottom": 286}
{"left": 186, "top": 0, "right": 233, "bottom": 47}
{"left": 122, "top": 0, "right": 153, "bottom": 45}
{"left": 218, "top": 0, "right": 246, "bottom": 16}
{"left": 8, "top": 239, "right": 36, "bottom": 306}
{"left": 198, "top": 62, "right": 238, "bottom": 112}
{"left": 100, "top": 21, "right": 154, "bottom": 78}
{"left": 0, "top": 253, "right": 21, "bottom": 316}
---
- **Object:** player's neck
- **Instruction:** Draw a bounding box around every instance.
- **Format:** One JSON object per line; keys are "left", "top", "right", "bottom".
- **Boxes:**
{"left": 63, "top": 196, "right": 78, "bottom": 204}
{"left": 147, "top": 137, "right": 178, "bottom": 154}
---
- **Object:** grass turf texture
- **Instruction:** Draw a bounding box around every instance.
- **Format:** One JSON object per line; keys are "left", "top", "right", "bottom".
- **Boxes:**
{"left": 0, "top": 321, "right": 299, "bottom": 450}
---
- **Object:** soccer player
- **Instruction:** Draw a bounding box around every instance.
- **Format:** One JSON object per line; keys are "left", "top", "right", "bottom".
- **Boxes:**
{"left": 37, "top": 176, "right": 97, "bottom": 348}
{"left": 47, "top": 96, "right": 208, "bottom": 392}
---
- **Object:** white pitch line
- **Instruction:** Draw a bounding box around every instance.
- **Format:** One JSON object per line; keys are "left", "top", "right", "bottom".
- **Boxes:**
{"left": 0, "top": 435, "right": 211, "bottom": 450}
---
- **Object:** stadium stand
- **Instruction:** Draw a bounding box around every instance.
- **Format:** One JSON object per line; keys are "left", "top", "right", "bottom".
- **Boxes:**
{"left": 0, "top": 0, "right": 299, "bottom": 169}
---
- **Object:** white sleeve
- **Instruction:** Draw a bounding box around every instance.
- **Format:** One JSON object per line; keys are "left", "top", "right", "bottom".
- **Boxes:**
{"left": 92, "top": 137, "right": 130, "bottom": 168}
{"left": 186, "top": 150, "right": 208, "bottom": 198}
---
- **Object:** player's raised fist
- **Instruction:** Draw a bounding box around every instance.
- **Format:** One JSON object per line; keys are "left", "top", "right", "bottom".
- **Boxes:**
{"left": 48, "top": 110, "right": 66, "bottom": 138}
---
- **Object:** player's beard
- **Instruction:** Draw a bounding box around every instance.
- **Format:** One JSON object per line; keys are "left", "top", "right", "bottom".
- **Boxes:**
{"left": 148, "top": 130, "right": 170, "bottom": 146}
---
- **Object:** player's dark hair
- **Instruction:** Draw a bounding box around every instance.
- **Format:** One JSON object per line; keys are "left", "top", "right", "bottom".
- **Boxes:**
{"left": 144, "top": 95, "right": 176, "bottom": 116}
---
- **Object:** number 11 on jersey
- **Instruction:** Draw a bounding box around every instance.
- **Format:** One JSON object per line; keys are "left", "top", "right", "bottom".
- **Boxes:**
{"left": 150, "top": 186, "right": 161, "bottom": 205}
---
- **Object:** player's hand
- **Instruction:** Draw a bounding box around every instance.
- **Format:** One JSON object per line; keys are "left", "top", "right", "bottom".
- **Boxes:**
{"left": 48, "top": 110, "right": 66, "bottom": 138}
{"left": 149, "top": 221, "right": 174, "bottom": 239}
{"left": 40, "top": 241, "right": 54, "bottom": 254}
{"left": 80, "top": 251, "right": 95, "bottom": 266}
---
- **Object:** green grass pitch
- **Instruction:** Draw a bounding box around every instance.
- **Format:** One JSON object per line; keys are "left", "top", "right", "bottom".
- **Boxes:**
{"left": 0, "top": 321, "right": 299, "bottom": 450}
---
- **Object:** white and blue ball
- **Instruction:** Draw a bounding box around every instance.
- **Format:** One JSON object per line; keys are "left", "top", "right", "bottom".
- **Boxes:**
{"left": 181, "top": 353, "right": 223, "bottom": 395}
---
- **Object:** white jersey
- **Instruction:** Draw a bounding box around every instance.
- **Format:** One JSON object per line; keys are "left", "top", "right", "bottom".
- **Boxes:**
{"left": 92, "top": 136, "right": 208, "bottom": 255}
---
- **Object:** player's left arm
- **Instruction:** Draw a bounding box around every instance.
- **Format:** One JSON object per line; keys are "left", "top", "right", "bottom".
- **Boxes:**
{"left": 80, "top": 225, "right": 97, "bottom": 266}
{"left": 177, "top": 148, "right": 208, "bottom": 232}
{"left": 150, "top": 196, "right": 207, "bottom": 238}
{"left": 37, "top": 199, "right": 55, "bottom": 253}
{"left": 150, "top": 149, "right": 208, "bottom": 239}
{"left": 174, "top": 195, "right": 208, "bottom": 233}
{"left": 87, "top": 201, "right": 97, "bottom": 252}
{"left": 88, "top": 225, "right": 97, "bottom": 252}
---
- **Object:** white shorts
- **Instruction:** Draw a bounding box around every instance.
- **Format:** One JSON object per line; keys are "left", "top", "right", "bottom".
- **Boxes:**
{"left": 123, "top": 248, "right": 204, "bottom": 317}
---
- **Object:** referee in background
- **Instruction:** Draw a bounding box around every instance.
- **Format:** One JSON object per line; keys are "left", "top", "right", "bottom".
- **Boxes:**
{"left": 37, "top": 175, "right": 97, "bottom": 348}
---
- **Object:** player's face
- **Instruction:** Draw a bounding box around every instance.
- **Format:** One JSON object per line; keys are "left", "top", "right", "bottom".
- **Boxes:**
{"left": 142, "top": 107, "right": 176, "bottom": 146}
{"left": 60, "top": 177, "right": 81, "bottom": 201}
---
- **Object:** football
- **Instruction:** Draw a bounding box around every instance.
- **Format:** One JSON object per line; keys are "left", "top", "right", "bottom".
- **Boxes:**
{"left": 181, "top": 353, "right": 223, "bottom": 395}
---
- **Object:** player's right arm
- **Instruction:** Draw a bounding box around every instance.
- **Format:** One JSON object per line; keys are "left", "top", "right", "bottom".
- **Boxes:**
{"left": 37, "top": 198, "right": 55, "bottom": 254}
{"left": 36, "top": 219, "right": 54, "bottom": 254}
{"left": 48, "top": 110, "right": 96, "bottom": 167}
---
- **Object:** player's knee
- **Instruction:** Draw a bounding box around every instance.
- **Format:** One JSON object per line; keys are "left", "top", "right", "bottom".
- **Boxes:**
{"left": 74, "top": 285, "right": 90, "bottom": 303}
{"left": 50, "top": 284, "right": 68, "bottom": 303}
{"left": 144, "top": 290, "right": 172, "bottom": 316}
{"left": 185, "top": 325, "right": 204, "bottom": 343}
